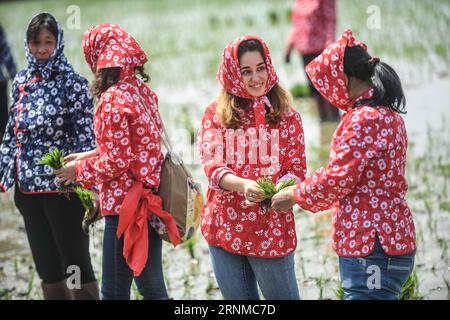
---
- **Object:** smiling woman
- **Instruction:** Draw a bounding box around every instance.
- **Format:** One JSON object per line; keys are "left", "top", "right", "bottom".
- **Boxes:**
{"left": 26, "top": 14, "right": 58, "bottom": 64}
{"left": 238, "top": 42, "right": 268, "bottom": 97}
{"left": 197, "top": 35, "right": 307, "bottom": 300}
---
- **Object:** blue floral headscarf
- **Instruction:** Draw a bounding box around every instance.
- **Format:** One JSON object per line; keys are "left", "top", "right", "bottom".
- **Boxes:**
{"left": 23, "top": 12, "right": 74, "bottom": 80}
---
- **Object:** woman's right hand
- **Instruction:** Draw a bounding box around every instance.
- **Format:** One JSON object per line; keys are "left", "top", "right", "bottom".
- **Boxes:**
{"left": 243, "top": 179, "right": 265, "bottom": 204}
{"left": 64, "top": 149, "right": 98, "bottom": 164}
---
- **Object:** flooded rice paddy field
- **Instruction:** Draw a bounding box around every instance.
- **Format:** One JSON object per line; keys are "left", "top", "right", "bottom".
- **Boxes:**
{"left": 0, "top": 0, "right": 448, "bottom": 299}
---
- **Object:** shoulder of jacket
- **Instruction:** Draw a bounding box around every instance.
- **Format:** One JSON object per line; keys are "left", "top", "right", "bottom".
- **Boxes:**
{"left": 347, "top": 105, "right": 385, "bottom": 123}
{"left": 12, "top": 69, "right": 28, "bottom": 84}
{"left": 283, "top": 106, "right": 302, "bottom": 122}
{"left": 66, "top": 71, "right": 89, "bottom": 85}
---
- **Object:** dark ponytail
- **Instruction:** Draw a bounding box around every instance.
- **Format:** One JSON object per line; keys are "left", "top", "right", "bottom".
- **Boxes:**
{"left": 344, "top": 45, "right": 406, "bottom": 114}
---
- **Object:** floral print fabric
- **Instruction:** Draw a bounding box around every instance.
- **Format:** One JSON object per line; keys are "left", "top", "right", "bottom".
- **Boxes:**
{"left": 199, "top": 35, "right": 307, "bottom": 257}
{"left": 0, "top": 15, "right": 95, "bottom": 193}
{"left": 75, "top": 24, "right": 164, "bottom": 216}
{"left": 295, "top": 29, "right": 416, "bottom": 257}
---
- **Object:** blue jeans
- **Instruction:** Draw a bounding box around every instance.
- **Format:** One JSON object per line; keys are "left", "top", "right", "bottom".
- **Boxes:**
{"left": 209, "top": 245, "right": 300, "bottom": 300}
{"left": 339, "top": 239, "right": 415, "bottom": 300}
{"left": 101, "top": 215, "right": 169, "bottom": 300}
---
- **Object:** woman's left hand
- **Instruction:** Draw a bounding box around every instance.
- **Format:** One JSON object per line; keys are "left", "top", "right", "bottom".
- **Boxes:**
{"left": 271, "top": 185, "right": 297, "bottom": 213}
{"left": 54, "top": 160, "right": 76, "bottom": 186}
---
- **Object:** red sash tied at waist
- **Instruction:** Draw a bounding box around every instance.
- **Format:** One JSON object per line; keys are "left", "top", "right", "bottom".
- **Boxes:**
{"left": 117, "top": 181, "right": 181, "bottom": 277}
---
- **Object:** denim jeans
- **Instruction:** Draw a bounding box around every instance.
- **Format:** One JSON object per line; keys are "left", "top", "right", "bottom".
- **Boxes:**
{"left": 339, "top": 239, "right": 415, "bottom": 300}
{"left": 209, "top": 245, "right": 300, "bottom": 300}
{"left": 101, "top": 215, "right": 169, "bottom": 300}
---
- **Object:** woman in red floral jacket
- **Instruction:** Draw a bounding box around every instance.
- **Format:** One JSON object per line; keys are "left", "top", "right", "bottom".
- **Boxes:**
{"left": 272, "top": 29, "right": 416, "bottom": 300}
{"left": 198, "top": 35, "right": 306, "bottom": 299}
{"left": 56, "top": 23, "right": 178, "bottom": 300}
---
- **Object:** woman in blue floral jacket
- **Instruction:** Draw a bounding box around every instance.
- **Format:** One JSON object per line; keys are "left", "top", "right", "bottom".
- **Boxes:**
{"left": 0, "top": 13, "right": 98, "bottom": 300}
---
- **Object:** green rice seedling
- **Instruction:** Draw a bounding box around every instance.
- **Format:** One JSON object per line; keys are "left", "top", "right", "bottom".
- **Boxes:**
{"left": 225, "top": 17, "right": 234, "bottom": 27}
{"left": 333, "top": 283, "right": 344, "bottom": 300}
{"left": 437, "top": 237, "right": 448, "bottom": 260}
{"left": 316, "top": 275, "right": 326, "bottom": 300}
{"left": 205, "top": 271, "right": 218, "bottom": 298}
{"left": 208, "top": 15, "right": 220, "bottom": 30}
{"left": 256, "top": 176, "right": 296, "bottom": 211}
{"left": 290, "top": 83, "right": 311, "bottom": 98}
{"left": 244, "top": 16, "right": 254, "bottom": 27}
{"left": 182, "top": 271, "right": 192, "bottom": 299}
{"left": 40, "top": 148, "right": 96, "bottom": 232}
{"left": 74, "top": 186, "right": 98, "bottom": 234}
{"left": 268, "top": 10, "right": 278, "bottom": 25}
{"left": 74, "top": 186, "right": 94, "bottom": 213}
{"left": 184, "top": 237, "right": 196, "bottom": 259}
{"left": 13, "top": 257, "right": 19, "bottom": 279}
{"left": 399, "top": 269, "right": 424, "bottom": 300}
{"left": 439, "top": 201, "right": 450, "bottom": 213}
{"left": 25, "top": 268, "right": 36, "bottom": 300}
{"left": 131, "top": 281, "right": 143, "bottom": 300}
{"left": 442, "top": 275, "right": 450, "bottom": 300}
{"left": 286, "top": 8, "right": 292, "bottom": 22}
{"left": 39, "top": 148, "right": 65, "bottom": 169}
{"left": 298, "top": 254, "right": 306, "bottom": 279}
{"left": 39, "top": 147, "right": 71, "bottom": 198}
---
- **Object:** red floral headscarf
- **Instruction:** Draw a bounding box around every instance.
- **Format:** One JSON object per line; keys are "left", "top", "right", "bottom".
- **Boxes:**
{"left": 82, "top": 23, "right": 148, "bottom": 74}
{"left": 305, "top": 29, "right": 367, "bottom": 111}
{"left": 217, "top": 35, "right": 279, "bottom": 128}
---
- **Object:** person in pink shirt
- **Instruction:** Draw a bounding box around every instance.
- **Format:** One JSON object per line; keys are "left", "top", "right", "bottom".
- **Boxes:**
{"left": 198, "top": 35, "right": 307, "bottom": 299}
{"left": 272, "top": 29, "right": 416, "bottom": 300}
{"left": 285, "top": 0, "right": 340, "bottom": 123}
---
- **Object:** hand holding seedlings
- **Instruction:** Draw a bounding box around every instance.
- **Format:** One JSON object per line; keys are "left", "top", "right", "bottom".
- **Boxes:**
{"left": 271, "top": 185, "right": 297, "bottom": 213}
{"left": 40, "top": 148, "right": 98, "bottom": 232}
{"left": 40, "top": 148, "right": 75, "bottom": 185}
{"left": 54, "top": 160, "right": 76, "bottom": 186}
{"left": 38, "top": 148, "right": 65, "bottom": 169}
{"left": 243, "top": 179, "right": 265, "bottom": 205}
{"left": 257, "top": 177, "right": 297, "bottom": 212}
{"left": 75, "top": 186, "right": 101, "bottom": 234}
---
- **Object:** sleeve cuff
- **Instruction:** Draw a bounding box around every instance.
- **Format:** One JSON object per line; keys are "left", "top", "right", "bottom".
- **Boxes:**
{"left": 276, "top": 173, "right": 302, "bottom": 185}
{"left": 210, "top": 167, "right": 235, "bottom": 194}
{"left": 74, "top": 159, "right": 90, "bottom": 189}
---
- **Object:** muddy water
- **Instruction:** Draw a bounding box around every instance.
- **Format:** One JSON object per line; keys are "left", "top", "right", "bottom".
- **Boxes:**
{"left": 403, "top": 77, "right": 450, "bottom": 154}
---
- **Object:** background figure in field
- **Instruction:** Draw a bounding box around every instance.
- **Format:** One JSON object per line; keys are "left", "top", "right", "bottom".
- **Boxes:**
{"left": 0, "top": 24, "right": 17, "bottom": 141}
{"left": 285, "top": 0, "right": 340, "bottom": 125}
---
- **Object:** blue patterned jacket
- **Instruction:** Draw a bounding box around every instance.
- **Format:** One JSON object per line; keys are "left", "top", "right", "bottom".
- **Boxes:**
{"left": 0, "top": 19, "right": 96, "bottom": 193}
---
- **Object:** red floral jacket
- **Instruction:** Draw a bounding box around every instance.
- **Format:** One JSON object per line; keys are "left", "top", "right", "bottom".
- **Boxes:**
{"left": 198, "top": 102, "right": 307, "bottom": 257}
{"left": 294, "top": 30, "right": 416, "bottom": 257}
